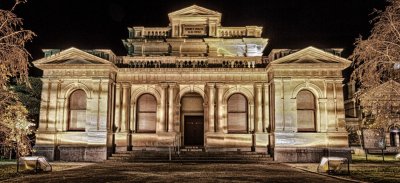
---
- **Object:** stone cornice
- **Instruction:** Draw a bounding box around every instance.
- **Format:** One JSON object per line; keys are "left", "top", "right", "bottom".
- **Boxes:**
{"left": 118, "top": 67, "right": 266, "bottom": 73}
{"left": 116, "top": 71, "right": 268, "bottom": 83}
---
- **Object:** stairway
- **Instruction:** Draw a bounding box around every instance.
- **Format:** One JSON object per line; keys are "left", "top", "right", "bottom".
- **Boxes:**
{"left": 108, "top": 147, "right": 273, "bottom": 163}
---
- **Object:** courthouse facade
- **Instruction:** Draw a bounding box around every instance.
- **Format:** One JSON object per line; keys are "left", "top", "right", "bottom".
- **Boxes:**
{"left": 33, "top": 5, "right": 351, "bottom": 162}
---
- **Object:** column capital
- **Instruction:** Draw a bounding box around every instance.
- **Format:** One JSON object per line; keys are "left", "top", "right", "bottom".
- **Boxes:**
{"left": 206, "top": 83, "right": 215, "bottom": 88}
{"left": 168, "top": 82, "right": 177, "bottom": 88}
{"left": 122, "top": 83, "right": 131, "bottom": 88}
{"left": 254, "top": 83, "right": 263, "bottom": 88}
{"left": 160, "top": 83, "right": 169, "bottom": 88}
{"left": 215, "top": 83, "right": 225, "bottom": 88}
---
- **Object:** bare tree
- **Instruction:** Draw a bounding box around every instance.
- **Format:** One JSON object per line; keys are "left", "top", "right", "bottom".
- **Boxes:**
{"left": 351, "top": 0, "right": 400, "bottom": 129}
{"left": 0, "top": 0, "right": 35, "bottom": 157}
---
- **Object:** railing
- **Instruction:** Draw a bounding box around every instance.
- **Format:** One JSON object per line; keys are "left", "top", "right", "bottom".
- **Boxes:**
{"left": 169, "top": 133, "right": 181, "bottom": 161}
{"left": 218, "top": 27, "right": 247, "bottom": 37}
{"left": 143, "top": 27, "right": 171, "bottom": 37}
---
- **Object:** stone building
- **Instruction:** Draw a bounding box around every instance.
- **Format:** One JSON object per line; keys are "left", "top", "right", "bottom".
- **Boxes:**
{"left": 33, "top": 5, "right": 351, "bottom": 162}
{"left": 345, "top": 80, "right": 400, "bottom": 150}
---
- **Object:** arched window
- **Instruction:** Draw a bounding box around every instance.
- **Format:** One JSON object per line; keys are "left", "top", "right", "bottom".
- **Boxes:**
{"left": 390, "top": 126, "right": 400, "bottom": 147}
{"left": 227, "top": 94, "right": 248, "bottom": 133}
{"left": 68, "top": 90, "right": 87, "bottom": 131}
{"left": 297, "top": 90, "right": 316, "bottom": 132}
{"left": 136, "top": 94, "right": 157, "bottom": 133}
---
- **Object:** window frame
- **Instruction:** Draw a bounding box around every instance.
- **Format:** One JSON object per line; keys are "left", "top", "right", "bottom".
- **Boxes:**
{"left": 227, "top": 93, "right": 248, "bottom": 134}
{"left": 67, "top": 89, "right": 87, "bottom": 131}
{"left": 296, "top": 90, "right": 316, "bottom": 132}
{"left": 136, "top": 93, "right": 157, "bottom": 133}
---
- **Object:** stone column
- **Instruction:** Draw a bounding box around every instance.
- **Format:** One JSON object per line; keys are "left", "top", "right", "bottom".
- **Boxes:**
{"left": 159, "top": 84, "right": 168, "bottom": 132}
{"left": 47, "top": 80, "right": 57, "bottom": 131}
{"left": 396, "top": 133, "right": 400, "bottom": 147}
{"left": 114, "top": 83, "right": 121, "bottom": 131}
{"left": 207, "top": 83, "right": 215, "bottom": 132}
{"left": 168, "top": 83, "right": 176, "bottom": 132}
{"left": 216, "top": 83, "right": 224, "bottom": 133}
{"left": 255, "top": 83, "right": 263, "bottom": 133}
{"left": 263, "top": 83, "right": 270, "bottom": 132}
{"left": 38, "top": 80, "right": 50, "bottom": 131}
{"left": 120, "top": 84, "right": 130, "bottom": 132}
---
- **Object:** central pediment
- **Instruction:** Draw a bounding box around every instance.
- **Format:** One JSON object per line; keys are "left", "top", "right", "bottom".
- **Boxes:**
{"left": 168, "top": 5, "right": 221, "bottom": 18}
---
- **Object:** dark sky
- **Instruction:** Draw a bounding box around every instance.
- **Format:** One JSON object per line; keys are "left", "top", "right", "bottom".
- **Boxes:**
{"left": 1, "top": 0, "right": 388, "bottom": 68}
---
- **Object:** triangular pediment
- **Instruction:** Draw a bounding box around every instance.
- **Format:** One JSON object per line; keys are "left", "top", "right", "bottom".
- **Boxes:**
{"left": 33, "top": 47, "right": 112, "bottom": 65}
{"left": 271, "top": 46, "right": 351, "bottom": 65}
{"left": 168, "top": 5, "right": 221, "bottom": 18}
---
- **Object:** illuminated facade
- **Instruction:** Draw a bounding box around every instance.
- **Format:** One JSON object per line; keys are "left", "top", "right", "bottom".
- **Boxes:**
{"left": 33, "top": 5, "right": 351, "bottom": 162}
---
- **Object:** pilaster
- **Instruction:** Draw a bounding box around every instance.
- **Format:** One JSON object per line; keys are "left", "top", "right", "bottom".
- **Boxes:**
{"left": 255, "top": 83, "right": 263, "bottom": 133}
{"left": 120, "top": 83, "right": 130, "bottom": 132}
{"left": 216, "top": 83, "right": 225, "bottom": 133}
{"left": 114, "top": 83, "right": 122, "bottom": 131}
{"left": 263, "top": 83, "right": 270, "bottom": 132}
{"left": 159, "top": 83, "right": 168, "bottom": 132}
{"left": 168, "top": 83, "right": 176, "bottom": 132}
{"left": 207, "top": 83, "right": 216, "bottom": 133}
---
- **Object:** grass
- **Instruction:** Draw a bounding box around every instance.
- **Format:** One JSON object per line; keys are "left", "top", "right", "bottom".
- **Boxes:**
{"left": 0, "top": 161, "right": 88, "bottom": 182}
{"left": 352, "top": 153, "right": 398, "bottom": 162}
{"left": 350, "top": 154, "right": 400, "bottom": 183}
{"left": 289, "top": 154, "right": 400, "bottom": 183}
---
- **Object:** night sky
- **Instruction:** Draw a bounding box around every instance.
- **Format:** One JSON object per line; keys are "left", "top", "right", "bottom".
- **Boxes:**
{"left": 0, "top": 0, "right": 389, "bottom": 75}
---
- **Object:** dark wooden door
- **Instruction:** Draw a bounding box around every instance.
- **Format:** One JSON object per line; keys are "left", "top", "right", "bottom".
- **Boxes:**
{"left": 184, "top": 116, "right": 204, "bottom": 146}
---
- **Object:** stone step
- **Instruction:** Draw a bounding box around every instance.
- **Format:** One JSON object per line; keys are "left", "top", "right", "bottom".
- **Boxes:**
{"left": 115, "top": 150, "right": 267, "bottom": 156}
{"left": 108, "top": 150, "right": 273, "bottom": 163}
{"left": 109, "top": 156, "right": 271, "bottom": 160}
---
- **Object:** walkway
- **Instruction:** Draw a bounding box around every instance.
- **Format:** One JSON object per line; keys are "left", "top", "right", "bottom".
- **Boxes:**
{"left": 3, "top": 162, "right": 356, "bottom": 183}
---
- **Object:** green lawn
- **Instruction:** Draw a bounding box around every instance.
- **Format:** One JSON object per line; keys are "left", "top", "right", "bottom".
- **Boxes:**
{"left": 350, "top": 154, "right": 400, "bottom": 183}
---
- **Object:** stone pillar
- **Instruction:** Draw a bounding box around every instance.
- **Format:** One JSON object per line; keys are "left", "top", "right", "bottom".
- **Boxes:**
{"left": 159, "top": 84, "right": 168, "bottom": 132}
{"left": 108, "top": 82, "right": 115, "bottom": 132}
{"left": 207, "top": 83, "right": 215, "bottom": 132}
{"left": 47, "top": 80, "right": 57, "bottom": 131}
{"left": 38, "top": 80, "right": 50, "bottom": 131}
{"left": 263, "top": 83, "right": 270, "bottom": 132}
{"left": 120, "top": 84, "right": 130, "bottom": 132}
{"left": 216, "top": 83, "right": 224, "bottom": 133}
{"left": 168, "top": 83, "right": 176, "bottom": 132}
{"left": 114, "top": 83, "right": 121, "bottom": 131}
{"left": 396, "top": 133, "right": 400, "bottom": 147}
{"left": 255, "top": 83, "right": 263, "bottom": 133}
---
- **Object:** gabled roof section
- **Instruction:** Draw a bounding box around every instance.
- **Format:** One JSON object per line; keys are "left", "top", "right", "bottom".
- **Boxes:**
{"left": 270, "top": 46, "right": 351, "bottom": 65}
{"left": 33, "top": 47, "right": 112, "bottom": 66}
{"left": 168, "top": 5, "right": 221, "bottom": 19}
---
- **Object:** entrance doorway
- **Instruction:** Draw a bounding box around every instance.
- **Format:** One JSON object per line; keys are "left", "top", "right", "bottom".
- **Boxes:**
{"left": 180, "top": 92, "right": 204, "bottom": 147}
{"left": 184, "top": 116, "right": 204, "bottom": 146}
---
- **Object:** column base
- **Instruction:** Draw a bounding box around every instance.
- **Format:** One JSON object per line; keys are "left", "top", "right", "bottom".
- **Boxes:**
{"left": 114, "top": 132, "right": 131, "bottom": 152}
